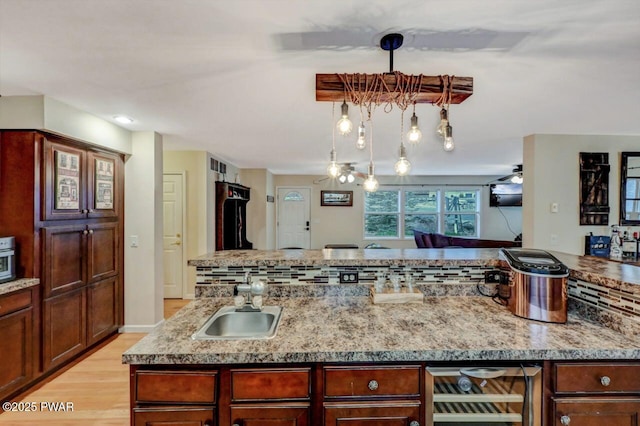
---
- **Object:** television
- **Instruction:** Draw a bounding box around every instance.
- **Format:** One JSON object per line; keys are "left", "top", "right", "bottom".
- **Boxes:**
{"left": 489, "top": 183, "right": 522, "bottom": 207}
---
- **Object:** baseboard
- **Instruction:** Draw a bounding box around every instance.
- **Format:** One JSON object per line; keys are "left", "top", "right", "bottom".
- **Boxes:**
{"left": 119, "top": 319, "right": 164, "bottom": 333}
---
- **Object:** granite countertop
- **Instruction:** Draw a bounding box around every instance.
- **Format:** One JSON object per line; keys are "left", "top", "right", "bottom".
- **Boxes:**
{"left": 0, "top": 278, "right": 40, "bottom": 296}
{"left": 122, "top": 295, "right": 640, "bottom": 365}
{"left": 188, "top": 248, "right": 504, "bottom": 268}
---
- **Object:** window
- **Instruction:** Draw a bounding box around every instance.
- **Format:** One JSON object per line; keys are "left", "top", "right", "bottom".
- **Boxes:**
{"left": 283, "top": 191, "right": 304, "bottom": 201}
{"left": 364, "top": 188, "right": 479, "bottom": 239}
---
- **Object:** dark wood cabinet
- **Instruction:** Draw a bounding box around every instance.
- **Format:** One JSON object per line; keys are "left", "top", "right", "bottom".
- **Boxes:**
{"left": 215, "top": 181, "right": 253, "bottom": 250}
{"left": 0, "top": 287, "right": 38, "bottom": 399}
{"left": 133, "top": 407, "right": 216, "bottom": 426}
{"left": 0, "top": 129, "right": 124, "bottom": 392}
{"left": 323, "top": 401, "right": 421, "bottom": 426}
{"left": 87, "top": 277, "right": 118, "bottom": 345}
{"left": 230, "top": 404, "right": 310, "bottom": 426}
{"left": 43, "top": 287, "right": 86, "bottom": 370}
{"left": 547, "top": 361, "right": 640, "bottom": 426}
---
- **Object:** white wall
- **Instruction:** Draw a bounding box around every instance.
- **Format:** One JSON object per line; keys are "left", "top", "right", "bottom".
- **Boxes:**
{"left": 0, "top": 95, "right": 132, "bottom": 154}
{"left": 123, "top": 132, "right": 164, "bottom": 331}
{"left": 272, "top": 174, "right": 522, "bottom": 249}
{"left": 523, "top": 134, "right": 640, "bottom": 255}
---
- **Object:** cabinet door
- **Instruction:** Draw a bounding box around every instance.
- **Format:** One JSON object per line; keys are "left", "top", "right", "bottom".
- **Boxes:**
{"left": 42, "top": 138, "right": 87, "bottom": 221}
{"left": 230, "top": 403, "right": 309, "bottom": 426}
{"left": 553, "top": 398, "right": 640, "bottom": 426}
{"left": 87, "top": 277, "right": 118, "bottom": 345}
{"left": 0, "top": 307, "right": 34, "bottom": 398}
{"left": 86, "top": 221, "right": 119, "bottom": 283}
{"left": 133, "top": 406, "right": 215, "bottom": 426}
{"left": 324, "top": 401, "right": 421, "bottom": 426}
{"left": 43, "top": 288, "right": 86, "bottom": 370}
{"left": 43, "top": 224, "right": 87, "bottom": 297}
{"left": 87, "top": 150, "right": 122, "bottom": 219}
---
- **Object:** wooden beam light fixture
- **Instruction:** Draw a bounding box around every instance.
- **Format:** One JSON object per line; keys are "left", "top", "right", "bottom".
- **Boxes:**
{"left": 318, "top": 33, "right": 473, "bottom": 189}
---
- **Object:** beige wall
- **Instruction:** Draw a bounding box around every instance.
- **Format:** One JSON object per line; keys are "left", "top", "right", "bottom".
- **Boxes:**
{"left": 523, "top": 134, "right": 640, "bottom": 255}
{"left": 239, "top": 169, "right": 276, "bottom": 250}
{"left": 272, "top": 174, "right": 523, "bottom": 249}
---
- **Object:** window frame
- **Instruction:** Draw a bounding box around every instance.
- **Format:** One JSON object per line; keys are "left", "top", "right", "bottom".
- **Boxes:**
{"left": 363, "top": 186, "right": 481, "bottom": 240}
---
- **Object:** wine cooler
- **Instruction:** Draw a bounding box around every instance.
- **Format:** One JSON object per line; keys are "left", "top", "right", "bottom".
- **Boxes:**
{"left": 426, "top": 365, "right": 542, "bottom": 426}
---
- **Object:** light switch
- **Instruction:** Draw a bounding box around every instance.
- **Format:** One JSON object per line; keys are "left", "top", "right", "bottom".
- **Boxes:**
{"left": 551, "top": 202, "right": 559, "bottom": 213}
{"left": 130, "top": 235, "right": 139, "bottom": 248}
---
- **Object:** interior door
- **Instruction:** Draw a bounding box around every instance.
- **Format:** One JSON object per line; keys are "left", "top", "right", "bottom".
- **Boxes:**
{"left": 277, "top": 187, "right": 311, "bottom": 249}
{"left": 163, "top": 173, "right": 185, "bottom": 299}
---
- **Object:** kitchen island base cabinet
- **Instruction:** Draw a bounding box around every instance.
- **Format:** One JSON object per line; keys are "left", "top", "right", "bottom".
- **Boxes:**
{"left": 323, "top": 401, "right": 421, "bottom": 425}
{"left": 230, "top": 404, "right": 309, "bottom": 425}
{"left": 552, "top": 398, "right": 640, "bottom": 425}
{"left": 133, "top": 407, "right": 215, "bottom": 426}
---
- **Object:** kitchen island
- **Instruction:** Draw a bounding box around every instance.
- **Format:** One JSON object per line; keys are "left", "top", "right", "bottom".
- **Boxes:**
{"left": 124, "top": 248, "right": 640, "bottom": 425}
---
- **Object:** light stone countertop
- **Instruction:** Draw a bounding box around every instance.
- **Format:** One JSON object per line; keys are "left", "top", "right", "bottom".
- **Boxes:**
{"left": 0, "top": 278, "right": 39, "bottom": 296}
{"left": 122, "top": 295, "right": 640, "bottom": 365}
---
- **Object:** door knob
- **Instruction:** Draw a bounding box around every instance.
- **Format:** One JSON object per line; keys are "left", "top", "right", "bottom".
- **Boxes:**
{"left": 171, "top": 241, "right": 181, "bottom": 246}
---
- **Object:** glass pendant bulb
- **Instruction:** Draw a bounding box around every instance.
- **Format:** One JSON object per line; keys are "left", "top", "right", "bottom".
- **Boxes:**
{"left": 327, "top": 149, "right": 341, "bottom": 177}
{"left": 356, "top": 122, "right": 366, "bottom": 150}
{"left": 436, "top": 107, "right": 448, "bottom": 136}
{"left": 394, "top": 144, "right": 411, "bottom": 176}
{"left": 406, "top": 113, "right": 422, "bottom": 144}
{"left": 336, "top": 101, "right": 353, "bottom": 135}
{"left": 363, "top": 162, "right": 379, "bottom": 192}
{"left": 443, "top": 124, "right": 455, "bottom": 152}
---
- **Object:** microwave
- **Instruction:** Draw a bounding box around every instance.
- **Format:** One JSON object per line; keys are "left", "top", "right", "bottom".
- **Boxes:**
{"left": 0, "top": 236, "right": 16, "bottom": 284}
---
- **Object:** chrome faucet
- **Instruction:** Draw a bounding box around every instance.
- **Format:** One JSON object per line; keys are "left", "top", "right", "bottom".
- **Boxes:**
{"left": 233, "top": 272, "right": 267, "bottom": 312}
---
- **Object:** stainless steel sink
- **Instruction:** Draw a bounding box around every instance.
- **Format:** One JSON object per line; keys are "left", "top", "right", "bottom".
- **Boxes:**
{"left": 191, "top": 306, "right": 283, "bottom": 340}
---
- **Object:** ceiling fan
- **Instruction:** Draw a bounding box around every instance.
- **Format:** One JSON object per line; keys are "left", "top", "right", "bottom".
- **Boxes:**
{"left": 315, "top": 162, "right": 367, "bottom": 184}
{"left": 497, "top": 164, "right": 523, "bottom": 184}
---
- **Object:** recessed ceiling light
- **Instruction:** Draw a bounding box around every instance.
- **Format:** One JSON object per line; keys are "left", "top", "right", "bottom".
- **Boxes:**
{"left": 113, "top": 115, "right": 134, "bottom": 124}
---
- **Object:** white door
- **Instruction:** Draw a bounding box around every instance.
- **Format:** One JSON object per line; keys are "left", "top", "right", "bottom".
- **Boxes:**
{"left": 277, "top": 187, "right": 311, "bottom": 249}
{"left": 163, "top": 173, "right": 185, "bottom": 298}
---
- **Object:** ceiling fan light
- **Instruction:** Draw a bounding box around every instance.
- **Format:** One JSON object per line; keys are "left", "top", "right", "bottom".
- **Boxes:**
{"left": 347, "top": 173, "right": 355, "bottom": 183}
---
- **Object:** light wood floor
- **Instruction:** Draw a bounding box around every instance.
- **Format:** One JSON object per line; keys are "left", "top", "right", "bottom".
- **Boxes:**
{"left": 0, "top": 299, "right": 191, "bottom": 425}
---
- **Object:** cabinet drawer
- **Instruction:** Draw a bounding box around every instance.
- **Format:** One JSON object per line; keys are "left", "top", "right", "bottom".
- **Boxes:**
{"left": 231, "top": 368, "right": 310, "bottom": 401}
{"left": 555, "top": 363, "right": 640, "bottom": 393}
{"left": 0, "top": 289, "right": 32, "bottom": 316}
{"left": 324, "top": 365, "right": 420, "bottom": 398}
{"left": 136, "top": 371, "right": 217, "bottom": 404}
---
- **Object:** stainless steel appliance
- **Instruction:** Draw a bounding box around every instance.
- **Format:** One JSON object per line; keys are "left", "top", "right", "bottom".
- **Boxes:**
{"left": 500, "top": 248, "right": 569, "bottom": 323}
{"left": 0, "top": 236, "right": 16, "bottom": 284}
{"left": 426, "top": 365, "right": 542, "bottom": 426}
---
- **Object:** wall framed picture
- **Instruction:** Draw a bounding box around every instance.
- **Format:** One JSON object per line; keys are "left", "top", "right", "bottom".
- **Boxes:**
{"left": 321, "top": 190, "right": 353, "bottom": 207}
{"left": 54, "top": 149, "right": 80, "bottom": 210}
{"left": 94, "top": 158, "right": 114, "bottom": 209}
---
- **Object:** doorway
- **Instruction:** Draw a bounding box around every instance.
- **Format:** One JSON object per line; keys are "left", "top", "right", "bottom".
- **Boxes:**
{"left": 163, "top": 173, "right": 186, "bottom": 298}
{"left": 277, "top": 187, "right": 311, "bottom": 249}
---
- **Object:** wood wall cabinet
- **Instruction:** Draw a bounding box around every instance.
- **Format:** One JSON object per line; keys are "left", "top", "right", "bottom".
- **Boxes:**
{"left": 0, "top": 130, "right": 124, "bottom": 391}
{"left": 547, "top": 361, "right": 640, "bottom": 425}
{"left": 0, "top": 286, "right": 39, "bottom": 399}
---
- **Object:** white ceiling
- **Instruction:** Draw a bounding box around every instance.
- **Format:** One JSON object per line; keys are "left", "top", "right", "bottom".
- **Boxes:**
{"left": 1, "top": 0, "right": 639, "bottom": 177}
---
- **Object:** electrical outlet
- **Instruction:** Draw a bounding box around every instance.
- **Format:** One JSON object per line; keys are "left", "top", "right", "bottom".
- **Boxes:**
{"left": 339, "top": 272, "right": 359, "bottom": 284}
{"left": 484, "top": 270, "right": 502, "bottom": 283}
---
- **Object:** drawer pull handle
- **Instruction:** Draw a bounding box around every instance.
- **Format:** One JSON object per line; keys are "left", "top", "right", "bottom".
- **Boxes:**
{"left": 368, "top": 379, "right": 379, "bottom": 391}
{"left": 409, "top": 421, "right": 420, "bottom": 426}
{"left": 600, "top": 375, "right": 611, "bottom": 386}
{"left": 560, "top": 415, "right": 571, "bottom": 425}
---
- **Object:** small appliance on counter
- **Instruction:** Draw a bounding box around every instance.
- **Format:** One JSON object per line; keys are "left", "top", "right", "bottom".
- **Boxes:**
{"left": 0, "top": 236, "right": 17, "bottom": 284}
{"left": 500, "top": 248, "right": 569, "bottom": 323}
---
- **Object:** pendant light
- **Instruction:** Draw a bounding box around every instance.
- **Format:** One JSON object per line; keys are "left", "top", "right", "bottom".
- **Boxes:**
{"left": 395, "top": 110, "right": 411, "bottom": 175}
{"left": 363, "top": 118, "right": 378, "bottom": 192}
{"left": 336, "top": 101, "right": 353, "bottom": 135}
{"left": 443, "top": 123, "right": 455, "bottom": 152}
{"left": 406, "top": 104, "right": 422, "bottom": 144}
{"left": 327, "top": 103, "right": 342, "bottom": 177}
